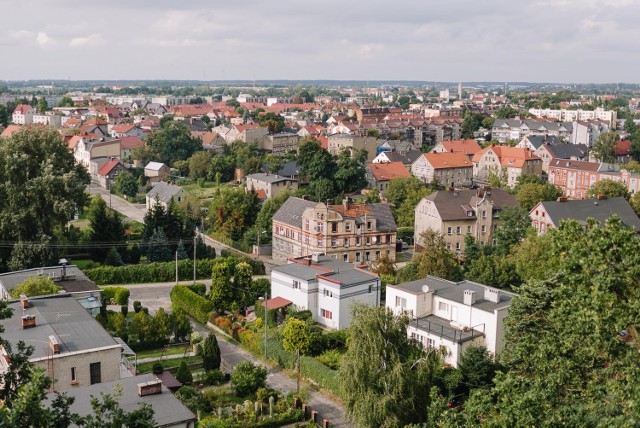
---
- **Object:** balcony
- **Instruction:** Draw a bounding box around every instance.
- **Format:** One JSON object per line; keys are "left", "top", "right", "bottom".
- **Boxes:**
{"left": 411, "top": 315, "right": 485, "bottom": 344}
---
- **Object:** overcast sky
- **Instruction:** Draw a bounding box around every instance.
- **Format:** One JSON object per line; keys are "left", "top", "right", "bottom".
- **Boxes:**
{"left": 1, "top": 0, "right": 638, "bottom": 83}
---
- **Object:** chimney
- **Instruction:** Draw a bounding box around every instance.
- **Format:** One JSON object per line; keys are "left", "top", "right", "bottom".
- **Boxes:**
{"left": 597, "top": 194, "right": 607, "bottom": 200}
{"left": 137, "top": 379, "right": 162, "bottom": 397}
{"left": 557, "top": 197, "right": 568, "bottom": 202}
{"left": 463, "top": 290, "right": 477, "bottom": 306}
{"left": 20, "top": 294, "right": 29, "bottom": 309}
{"left": 342, "top": 197, "right": 350, "bottom": 210}
{"left": 311, "top": 253, "right": 320, "bottom": 263}
{"left": 484, "top": 287, "right": 501, "bottom": 303}
{"left": 22, "top": 314, "right": 36, "bottom": 329}
{"left": 49, "top": 335, "right": 60, "bottom": 354}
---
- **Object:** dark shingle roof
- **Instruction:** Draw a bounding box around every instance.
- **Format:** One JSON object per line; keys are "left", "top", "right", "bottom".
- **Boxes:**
{"left": 146, "top": 182, "right": 183, "bottom": 203}
{"left": 423, "top": 189, "right": 518, "bottom": 221}
{"left": 366, "top": 203, "right": 398, "bottom": 232}
{"left": 272, "top": 197, "right": 317, "bottom": 228}
{"left": 537, "top": 197, "right": 640, "bottom": 231}
{"left": 543, "top": 143, "right": 587, "bottom": 159}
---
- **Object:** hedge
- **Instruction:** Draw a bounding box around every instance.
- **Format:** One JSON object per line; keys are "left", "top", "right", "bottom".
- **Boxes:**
{"left": 187, "top": 283, "right": 206, "bottom": 296}
{"left": 102, "top": 287, "right": 129, "bottom": 305}
{"left": 170, "top": 285, "right": 214, "bottom": 324}
{"left": 85, "top": 256, "right": 264, "bottom": 285}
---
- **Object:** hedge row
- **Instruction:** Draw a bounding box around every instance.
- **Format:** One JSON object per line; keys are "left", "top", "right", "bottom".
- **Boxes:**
{"left": 170, "top": 285, "right": 214, "bottom": 324}
{"left": 187, "top": 283, "right": 206, "bottom": 296}
{"left": 85, "top": 256, "right": 264, "bottom": 285}
{"left": 101, "top": 287, "right": 130, "bottom": 305}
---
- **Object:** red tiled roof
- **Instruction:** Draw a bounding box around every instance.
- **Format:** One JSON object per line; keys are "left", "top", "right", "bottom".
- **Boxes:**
{"left": 439, "top": 139, "right": 482, "bottom": 155}
{"left": 260, "top": 296, "right": 292, "bottom": 310}
{"left": 368, "top": 161, "right": 411, "bottom": 181}
{"left": 255, "top": 189, "right": 268, "bottom": 199}
{"left": 423, "top": 152, "right": 473, "bottom": 169}
{"left": 84, "top": 117, "right": 108, "bottom": 126}
{"left": 120, "top": 136, "right": 143, "bottom": 149}
{"left": 13, "top": 104, "right": 31, "bottom": 114}
{"left": 616, "top": 140, "right": 632, "bottom": 156}
{"left": 112, "top": 124, "right": 135, "bottom": 133}
{"left": 1, "top": 125, "right": 21, "bottom": 138}
{"left": 472, "top": 146, "right": 540, "bottom": 168}
{"left": 98, "top": 159, "right": 120, "bottom": 176}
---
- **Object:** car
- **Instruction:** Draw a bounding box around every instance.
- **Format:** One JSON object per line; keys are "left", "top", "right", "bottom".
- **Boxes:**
{"left": 401, "top": 242, "right": 409, "bottom": 250}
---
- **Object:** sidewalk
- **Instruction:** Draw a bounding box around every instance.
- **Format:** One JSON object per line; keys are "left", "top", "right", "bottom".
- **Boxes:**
{"left": 137, "top": 351, "right": 195, "bottom": 364}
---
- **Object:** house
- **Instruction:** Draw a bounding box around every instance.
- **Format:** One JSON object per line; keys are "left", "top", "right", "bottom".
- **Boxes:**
{"left": 411, "top": 152, "right": 473, "bottom": 188}
{"left": 12, "top": 104, "right": 34, "bottom": 125}
{"left": 109, "top": 123, "right": 145, "bottom": 139}
{"left": 0, "top": 294, "right": 123, "bottom": 392}
{"left": 97, "top": 159, "right": 124, "bottom": 190}
{"left": 530, "top": 196, "right": 640, "bottom": 234}
{"left": 386, "top": 276, "right": 515, "bottom": 367}
{"left": 516, "top": 134, "right": 562, "bottom": 151}
{"left": 261, "top": 161, "right": 300, "bottom": 180}
{"left": 245, "top": 172, "right": 298, "bottom": 199}
{"left": 120, "top": 136, "right": 144, "bottom": 163}
{"left": 272, "top": 197, "right": 397, "bottom": 263}
{"left": 270, "top": 254, "right": 381, "bottom": 329}
{"left": 44, "top": 373, "right": 196, "bottom": 428}
{"left": 430, "top": 139, "right": 482, "bottom": 160}
{"left": 73, "top": 136, "right": 122, "bottom": 169}
{"left": 534, "top": 143, "right": 588, "bottom": 173}
{"left": 615, "top": 140, "right": 633, "bottom": 164}
{"left": 547, "top": 159, "right": 640, "bottom": 198}
{"left": 146, "top": 182, "right": 185, "bottom": 210}
{"left": 327, "top": 134, "right": 378, "bottom": 160}
{"left": 365, "top": 161, "right": 411, "bottom": 192}
{"left": 262, "top": 132, "right": 300, "bottom": 154}
{"left": 491, "top": 119, "right": 573, "bottom": 144}
{"left": 472, "top": 146, "right": 542, "bottom": 188}
{"left": 0, "top": 264, "right": 100, "bottom": 301}
{"left": 528, "top": 107, "right": 616, "bottom": 127}
{"left": 414, "top": 188, "right": 518, "bottom": 254}
{"left": 372, "top": 149, "right": 423, "bottom": 171}
{"left": 144, "top": 161, "right": 170, "bottom": 183}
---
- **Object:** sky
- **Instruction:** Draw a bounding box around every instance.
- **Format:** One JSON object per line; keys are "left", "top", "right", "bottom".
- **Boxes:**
{"left": 0, "top": 0, "right": 639, "bottom": 83}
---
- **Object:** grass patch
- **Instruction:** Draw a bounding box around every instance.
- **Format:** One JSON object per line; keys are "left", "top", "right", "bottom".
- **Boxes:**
{"left": 136, "top": 345, "right": 190, "bottom": 360}
{"left": 74, "top": 259, "right": 99, "bottom": 269}
{"left": 136, "top": 355, "right": 201, "bottom": 374}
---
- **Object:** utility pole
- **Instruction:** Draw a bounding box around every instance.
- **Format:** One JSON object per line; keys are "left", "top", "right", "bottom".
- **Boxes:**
{"left": 193, "top": 227, "right": 198, "bottom": 284}
{"left": 296, "top": 348, "right": 301, "bottom": 395}
{"left": 263, "top": 291, "right": 268, "bottom": 360}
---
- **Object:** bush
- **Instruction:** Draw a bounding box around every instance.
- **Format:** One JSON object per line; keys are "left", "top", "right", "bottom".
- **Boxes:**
{"left": 238, "top": 329, "right": 258, "bottom": 352}
{"left": 114, "top": 288, "right": 130, "bottom": 305}
{"left": 202, "top": 369, "right": 226, "bottom": 386}
{"left": 202, "top": 333, "right": 221, "bottom": 371}
{"left": 133, "top": 301, "right": 142, "bottom": 313}
{"left": 84, "top": 257, "right": 263, "bottom": 285}
{"left": 170, "top": 285, "right": 215, "bottom": 324}
{"left": 287, "top": 310, "right": 313, "bottom": 322}
{"left": 231, "top": 361, "right": 268, "bottom": 397}
{"left": 315, "top": 349, "right": 342, "bottom": 370}
{"left": 214, "top": 316, "right": 233, "bottom": 334}
{"left": 175, "top": 361, "right": 193, "bottom": 385}
{"left": 323, "top": 330, "right": 348, "bottom": 350}
{"left": 187, "top": 283, "right": 206, "bottom": 296}
{"left": 152, "top": 362, "right": 164, "bottom": 374}
{"left": 120, "top": 305, "right": 128, "bottom": 317}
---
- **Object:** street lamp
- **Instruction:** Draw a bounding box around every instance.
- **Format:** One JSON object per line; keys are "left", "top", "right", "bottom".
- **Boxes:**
{"left": 258, "top": 293, "right": 268, "bottom": 360}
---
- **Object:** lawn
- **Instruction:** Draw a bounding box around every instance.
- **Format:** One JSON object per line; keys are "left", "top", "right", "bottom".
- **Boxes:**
{"left": 136, "top": 345, "right": 191, "bottom": 360}
{"left": 136, "top": 355, "right": 202, "bottom": 374}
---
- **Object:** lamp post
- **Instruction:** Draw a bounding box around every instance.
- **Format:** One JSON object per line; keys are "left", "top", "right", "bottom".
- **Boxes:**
{"left": 258, "top": 292, "right": 268, "bottom": 360}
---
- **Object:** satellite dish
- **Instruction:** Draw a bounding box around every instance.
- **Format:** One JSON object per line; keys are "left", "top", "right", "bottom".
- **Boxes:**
{"left": 422, "top": 285, "right": 430, "bottom": 293}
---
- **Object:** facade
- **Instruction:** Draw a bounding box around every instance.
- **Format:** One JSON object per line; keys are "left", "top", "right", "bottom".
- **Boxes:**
{"left": 262, "top": 132, "right": 300, "bottom": 154}
{"left": 528, "top": 107, "right": 616, "bottom": 127}
{"left": 97, "top": 159, "right": 124, "bottom": 190}
{"left": 73, "top": 137, "right": 122, "bottom": 169}
{"left": 327, "top": 134, "right": 378, "bottom": 160}
{"left": 272, "top": 197, "right": 397, "bottom": 263}
{"left": 411, "top": 152, "right": 473, "bottom": 187}
{"left": 270, "top": 254, "right": 381, "bottom": 329}
{"left": 472, "top": 146, "right": 542, "bottom": 188}
{"left": 414, "top": 188, "right": 518, "bottom": 254}
{"left": 146, "top": 182, "right": 185, "bottom": 210}
{"left": 529, "top": 196, "right": 640, "bottom": 235}
{"left": 0, "top": 294, "right": 122, "bottom": 392}
{"left": 12, "top": 104, "right": 34, "bottom": 125}
{"left": 245, "top": 172, "right": 298, "bottom": 199}
{"left": 547, "top": 159, "right": 640, "bottom": 199}
{"left": 386, "top": 276, "right": 515, "bottom": 367}
{"left": 491, "top": 119, "right": 573, "bottom": 144}
{"left": 430, "top": 139, "right": 482, "bottom": 160}
{"left": 533, "top": 143, "right": 588, "bottom": 173}
{"left": 365, "top": 161, "right": 411, "bottom": 192}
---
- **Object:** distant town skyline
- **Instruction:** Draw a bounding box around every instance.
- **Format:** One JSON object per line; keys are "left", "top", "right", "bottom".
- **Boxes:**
{"left": 1, "top": 0, "right": 639, "bottom": 83}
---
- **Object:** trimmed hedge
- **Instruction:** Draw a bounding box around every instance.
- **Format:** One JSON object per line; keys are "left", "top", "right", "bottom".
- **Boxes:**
{"left": 85, "top": 256, "right": 264, "bottom": 285}
{"left": 187, "top": 283, "right": 206, "bottom": 296}
{"left": 102, "top": 287, "right": 130, "bottom": 305}
{"left": 170, "top": 285, "right": 215, "bottom": 324}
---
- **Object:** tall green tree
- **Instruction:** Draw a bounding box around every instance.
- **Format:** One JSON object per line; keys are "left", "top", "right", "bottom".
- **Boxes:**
{"left": 88, "top": 197, "right": 126, "bottom": 262}
{"left": 334, "top": 148, "right": 368, "bottom": 194}
{"left": 590, "top": 131, "right": 619, "bottom": 163}
{"left": 585, "top": 178, "right": 629, "bottom": 199}
{"left": 145, "top": 120, "right": 202, "bottom": 166}
{"left": 461, "top": 112, "right": 484, "bottom": 138}
{"left": 339, "top": 305, "right": 444, "bottom": 428}
{"left": 170, "top": 308, "right": 192, "bottom": 342}
{"left": 113, "top": 170, "right": 138, "bottom": 198}
{"left": 493, "top": 206, "right": 532, "bottom": 256}
{"left": 385, "top": 177, "right": 431, "bottom": 228}
{"left": 202, "top": 333, "right": 222, "bottom": 371}
{"left": 414, "top": 230, "right": 463, "bottom": 281}
{"left": 147, "top": 228, "right": 172, "bottom": 263}
{"left": 209, "top": 261, "right": 233, "bottom": 310}
{"left": 208, "top": 187, "right": 260, "bottom": 241}
{"left": 515, "top": 181, "right": 563, "bottom": 211}
{"left": 282, "top": 318, "right": 311, "bottom": 355}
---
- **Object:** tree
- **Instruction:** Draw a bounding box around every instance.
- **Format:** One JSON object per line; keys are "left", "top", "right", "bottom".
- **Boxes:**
{"left": 465, "top": 254, "right": 520, "bottom": 289}
{"left": 282, "top": 318, "right": 311, "bottom": 355}
{"left": 334, "top": 149, "right": 368, "bottom": 194}
{"left": 493, "top": 206, "right": 532, "bottom": 256}
{"left": 147, "top": 228, "right": 172, "bottom": 263}
{"left": 8, "top": 236, "right": 57, "bottom": 271}
{"left": 0, "top": 127, "right": 89, "bottom": 254}
{"left": 104, "top": 247, "right": 124, "bottom": 267}
{"left": 414, "top": 230, "right": 463, "bottom": 281}
{"left": 365, "top": 188, "right": 381, "bottom": 203}
{"left": 234, "top": 261, "right": 254, "bottom": 308}
{"left": 57, "top": 96, "right": 74, "bottom": 107}
{"left": 170, "top": 308, "right": 192, "bottom": 342}
{"left": 176, "top": 240, "right": 188, "bottom": 260}
{"left": 463, "top": 217, "right": 640, "bottom": 425}
{"left": 231, "top": 361, "right": 268, "bottom": 396}
{"left": 461, "top": 112, "right": 484, "bottom": 138}
{"left": 590, "top": 131, "right": 619, "bottom": 163}
{"left": 297, "top": 139, "right": 336, "bottom": 181}
{"left": 208, "top": 187, "right": 260, "bottom": 241}
{"left": 202, "top": 333, "right": 221, "bottom": 371}
{"left": 113, "top": 170, "right": 138, "bottom": 198}
{"left": 188, "top": 151, "right": 212, "bottom": 179}
{"left": 37, "top": 97, "right": 49, "bottom": 113}
{"left": 494, "top": 107, "right": 518, "bottom": 119}
{"left": 457, "top": 345, "right": 499, "bottom": 392}
{"left": 145, "top": 120, "right": 202, "bottom": 166}
{"left": 150, "top": 307, "right": 171, "bottom": 345}
{"left": 385, "top": 177, "right": 431, "bottom": 227}
{"left": 130, "top": 311, "right": 152, "bottom": 343}
{"left": 585, "top": 178, "right": 629, "bottom": 199}
{"left": 10, "top": 275, "right": 60, "bottom": 299}
{"left": 515, "top": 182, "right": 563, "bottom": 211}
{"left": 209, "top": 261, "right": 233, "bottom": 310}
{"left": 339, "top": 305, "right": 444, "bottom": 428}
{"left": 88, "top": 197, "right": 126, "bottom": 262}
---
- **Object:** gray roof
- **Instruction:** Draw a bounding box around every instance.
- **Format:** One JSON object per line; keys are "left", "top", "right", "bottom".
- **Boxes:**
{"left": 147, "top": 182, "right": 183, "bottom": 203}
{"left": 2, "top": 294, "right": 119, "bottom": 360}
{"left": 365, "top": 203, "right": 398, "bottom": 232}
{"left": 525, "top": 135, "right": 562, "bottom": 149}
{"left": 261, "top": 161, "right": 300, "bottom": 178}
{"left": 273, "top": 255, "right": 377, "bottom": 286}
{"left": 391, "top": 275, "right": 515, "bottom": 313}
{"left": 543, "top": 143, "right": 588, "bottom": 159}
{"left": 423, "top": 189, "right": 518, "bottom": 221}
{"left": 43, "top": 373, "right": 196, "bottom": 427}
{"left": 272, "top": 197, "right": 318, "bottom": 228}
{"left": 0, "top": 265, "right": 97, "bottom": 293}
{"left": 144, "top": 161, "right": 166, "bottom": 171}
{"left": 246, "top": 172, "right": 296, "bottom": 184}
{"left": 381, "top": 149, "right": 422, "bottom": 165}
{"left": 537, "top": 197, "right": 640, "bottom": 231}
{"left": 494, "top": 119, "right": 573, "bottom": 133}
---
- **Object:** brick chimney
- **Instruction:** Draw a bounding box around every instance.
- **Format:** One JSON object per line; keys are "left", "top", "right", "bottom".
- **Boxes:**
{"left": 49, "top": 335, "right": 60, "bottom": 354}
{"left": 138, "top": 379, "right": 162, "bottom": 397}
{"left": 21, "top": 314, "right": 36, "bottom": 329}
{"left": 20, "top": 294, "right": 29, "bottom": 309}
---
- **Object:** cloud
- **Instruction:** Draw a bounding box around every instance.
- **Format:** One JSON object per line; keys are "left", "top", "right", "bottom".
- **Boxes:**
{"left": 69, "top": 33, "right": 105, "bottom": 48}
{"left": 36, "top": 32, "right": 51, "bottom": 48}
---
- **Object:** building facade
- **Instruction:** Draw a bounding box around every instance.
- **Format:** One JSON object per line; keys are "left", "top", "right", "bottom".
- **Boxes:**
{"left": 411, "top": 152, "right": 473, "bottom": 187}
{"left": 472, "top": 146, "right": 542, "bottom": 188}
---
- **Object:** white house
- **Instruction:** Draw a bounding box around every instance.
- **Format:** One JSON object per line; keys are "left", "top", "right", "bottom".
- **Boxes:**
{"left": 270, "top": 254, "right": 380, "bottom": 330}
{"left": 386, "top": 276, "right": 515, "bottom": 367}
{"left": 12, "top": 104, "right": 34, "bottom": 125}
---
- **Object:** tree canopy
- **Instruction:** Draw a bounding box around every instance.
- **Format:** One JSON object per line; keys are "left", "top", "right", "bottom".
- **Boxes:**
{"left": 145, "top": 119, "right": 202, "bottom": 166}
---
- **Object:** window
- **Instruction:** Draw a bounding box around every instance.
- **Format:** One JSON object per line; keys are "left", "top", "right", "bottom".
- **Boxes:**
{"left": 343, "top": 238, "right": 348, "bottom": 246}
{"left": 447, "top": 227, "right": 452, "bottom": 235}
{"left": 345, "top": 223, "right": 351, "bottom": 231}
{"left": 426, "top": 338, "right": 435, "bottom": 349}
{"left": 323, "top": 289, "right": 333, "bottom": 297}
{"left": 455, "top": 242, "right": 460, "bottom": 250}
{"left": 321, "top": 309, "right": 333, "bottom": 319}
{"left": 467, "top": 225, "right": 472, "bottom": 233}
{"left": 317, "top": 239, "right": 323, "bottom": 247}
{"left": 367, "top": 221, "right": 372, "bottom": 230}
{"left": 375, "top": 250, "right": 381, "bottom": 259}
{"left": 331, "top": 223, "right": 338, "bottom": 233}
{"left": 71, "top": 367, "right": 77, "bottom": 384}
{"left": 365, "top": 251, "right": 370, "bottom": 261}
{"left": 343, "top": 254, "right": 348, "bottom": 262}
{"left": 356, "top": 237, "right": 361, "bottom": 246}
{"left": 481, "top": 225, "right": 486, "bottom": 233}
{"left": 90, "top": 362, "right": 101, "bottom": 385}
{"left": 482, "top": 210, "right": 487, "bottom": 219}
{"left": 355, "top": 252, "right": 361, "bottom": 262}
{"left": 395, "top": 296, "right": 407, "bottom": 308}
{"left": 293, "top": 280, "right": 300, "bottom": 290}
{"left": 368, "top": 284, "right": 373, "bottom": 293}
{"left": 366, "top": 236, "right": 371, "bottom": 245}
{"left": 331, "top": 239, "right": 337, "bottom": 247}
{"left": 438, "top": 302, "right": 448, "bottom": 312}
{"left": 456, "top": 226, "right": 461, "bottom": 235}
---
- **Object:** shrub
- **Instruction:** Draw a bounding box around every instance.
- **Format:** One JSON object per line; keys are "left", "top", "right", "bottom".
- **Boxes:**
{"left": 114, "top": 288, "right": 130, "bottom": 305}
{"left": 323, "top": 330, "right": 348, "bottom": 350}
{"left": 10, "top": 276, "right": 62, "bottom": 298}
{"left": 231, "top": 361, "right": 268, "bottom": 397}
{"left": 101, "top": 287, "right": 117, "bottom": 303}
{"left": 202, "top": 369, "right": 226, "bottom": 386}
{"left": 287, "top": 310, "right": 313, "bottom": 322}
{"left": 238, "top": 329, "right": 258, "bottom": 352}
{"left": 170, "top": 285, "right": 215, "bottom": 324}
{"left": 214, "top": 316, "right": 232, "bottom": 334}
{"left": 315, "top": 349, "right": 342, "bottom": 370}
{"left": 133, "top": 301, "right": 142, "bottom": 313}
{"left": 152, "top": 362, "right": 164, "bottom": 374}
{"left": 120, "top": 305, "right": 128, "bottom": 317}
{"left": 175, "top": 361, "right": 193, "bottom": 385}
{"left": 187, "top": 283, "right": 206, "bottom": 296}
{"left": 202, "top": 333, "right": 221, "bottom": 371}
